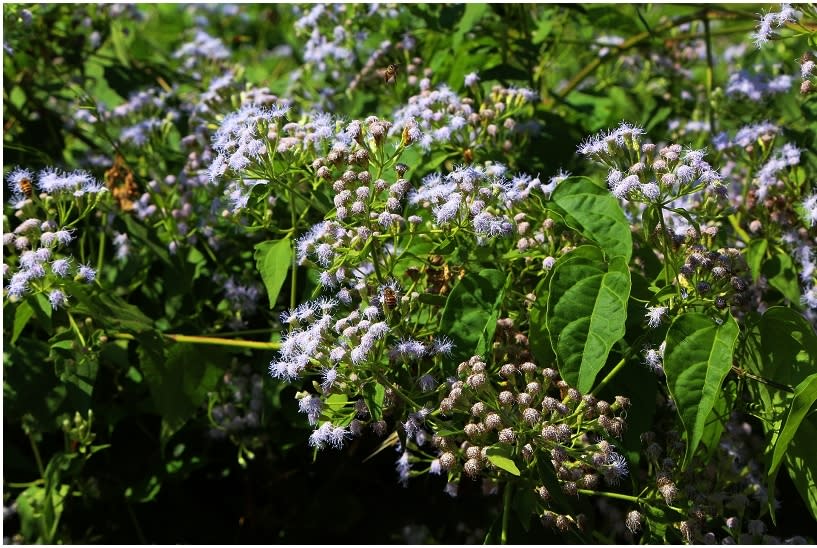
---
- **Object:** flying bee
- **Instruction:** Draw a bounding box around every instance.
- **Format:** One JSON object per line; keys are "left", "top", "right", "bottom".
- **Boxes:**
{"left": 383, "top": 63, "right": 400, "bottom": 85}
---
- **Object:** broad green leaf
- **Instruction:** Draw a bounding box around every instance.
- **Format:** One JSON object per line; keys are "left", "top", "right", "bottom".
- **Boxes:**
{"left": 664, "top": 312, "right": 739, "bottom": 467}
{"left": 324, "top": 393, "right": 349, "bottom": 409}
{"left": 753, "top": 307, "right": 817, "bottom": 390}
{"left": 744, "top": 307, "right": 817, "bottom": 519}
{"left": 699, "top": 379, "right": 734, "bottom": 458}
{"left": 745, "top": 238, "right": 768, "bottom": 282}
{"left": 362, "top": 382, "right": 386, "bottom": 421}
{"left": 439, "top": 268, "right": 506, "bottom": 364}
{"left": 70, "top": 285, "right": 154, "bottom": 334}
{"left": 485, "top": 445, "right": 521, "bottom": 476}
{"left": 123, "top": 215, "right": 172, "bottom": 266}
{"left": 512, "top": 486, "right": 536, "bottom": 532}
{"left": 55, "top": 354, "right": 99, "bottom": 402}
{"left": 433, "top": 426, "right": 464, "bottom": 437}
{"left": 763, "top": 252, "right": 801, "bottom": 305}
{"left": 784, "top": 414, "right": 817, "bottom": 522}
{"left": 597, "top": 350, "right": 657, "bottom": 468}
{"left": 109, "top": 20, "right": 133, "bottom": 67}
{"left": 254, "top": 238, "right": 292, "bottom": 309}
{"left": 452, "top": 3, "right": 488, "bottom": 49}
{"left": 29, "top": 293, "right": 53, "bottom": 332}
{"left": 138, "top": 338, "right": 223, "bottom": 448}
{"left": 767, "top": 374, "right": 817, "bottom": 499}
{"left": 531, "top": 16, "right": 553, "bottom": 44}
{"left": 552, "top": 177, "right": 632, "bottom": 261}
{"left": 12, "top": 299, "right": 34, "bottom": 344}
{"left": 528, "top": 277, "right": 555, "bottom": 366}
{"left": 547, "top": 246, "right": 631, "bottom": 392}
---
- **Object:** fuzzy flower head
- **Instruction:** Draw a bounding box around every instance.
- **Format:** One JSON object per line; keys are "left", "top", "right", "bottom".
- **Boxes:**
{"left": 645, "top": 306, "right": 668, "bottom": 328}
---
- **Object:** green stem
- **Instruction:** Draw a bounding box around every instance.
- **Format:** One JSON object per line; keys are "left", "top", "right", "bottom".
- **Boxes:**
{"left": 287, "top": 187, "right": 298, "bottom": 310}
{"left": 67, "top": 312, "right": 87, "bottom": 348}
{"left": 702, "top": 15, "right": 717, "bottom": 134}
{"left": 27, "top": 432, "right": 46, "bottom": 479}
{"left": 656, "top": 206, "right": 682, "bottom": 301}
{"left": 501, "top": 482, "right": 512, "bottom": 545}
{"left": 553, "top": 9, "right": 737, "bottom": 102}
{"left": 591, "top": 356, "right": 628, "bottom": 397}
{"left": 112, "top": 332, "right": 280, "bottom": 350}
{"left": 6, "top": 480, "right": 45, "bottom": 488}
{"left": 373, "top": 371, "right": 422, "bottom": 409}
{"left": 96, "top": 228, "right": 105, "bottom": 278}
{"left": 576, "top": 489, "right": 641, "bottom": 503}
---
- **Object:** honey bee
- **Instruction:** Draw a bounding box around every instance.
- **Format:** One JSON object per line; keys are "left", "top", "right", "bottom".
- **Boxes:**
{"left": 105, "top": 154, "right": 139, "bottom": 212}
{"left": 17, "top": 175, "right": 33, "bottom": 198}
{"left": 383, "top": 63, "right": 400, "bottom": 85}
{"left": 382, "top": 286, "right": 398, "bottom": 310}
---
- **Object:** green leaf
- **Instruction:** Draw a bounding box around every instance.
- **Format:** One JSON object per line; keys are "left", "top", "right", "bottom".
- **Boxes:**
{"left": 70, "top": 286, "right": 154, "bottom": 334}
{"left": 122, "top": 215, "right": 172, "bottom": 266}
{"left": 552, "top": 176, "right": 633, "bottom": 261}
{"left": 547, "top": 246, "right": 631, "bottom": 392}
{"left": 531, "top": 17, "right": 553, "bottom": 44}
{"left": 11, "top": 299, "right": 34, "bottom": 344}
{"left": 528, "top": 277, "right": 555, "bottom": 366}
{"left": 109, "top": 20, "right": 133, "bottom": 67}
{"left": 30, "top": 293, "right": 53, "bottom": 331}
{"left": 138, "top": 339, "right": 224, "bottom": 448}
{"left": 641, "top": 205, "right": 661, "bottom": 242}
{"left": 439, "top": 268, "right": 507, "bottom": 364}
{"left": 763, "top": 252, "right": 801, "bottom": 305}
{"left": 512, "top": 486, "right": 536, "bottom": 531}
{"left": 784, "top": 414, "right": 817, "bottom": 522}
{"left": 362, "top": 382, "right": 386, "bottom": 421}
{"left": 767, "top": 373, "right": 817, "bottom": 499}
{"left": 699, "top": 379, "right": 734, "bottom": 458}
{"left": 664, "top": 313, "right": 739, "bottom": 466}
{"left": 745, "top": 238, "right": 768, "bottom": 282}
{"left": 485, "top": 445, "right": 521, "bottom": 476}
{"left": 452, "top": 3, "right": 488, "bottom": 49}
{"left": 748, "top": 306, "right": 817, "bottom": 414}
{"left": 254, "top": 238, "right": 292, "bottom": 309}
{"left": 55, "top": 353, "right": 99, "bottom": 402}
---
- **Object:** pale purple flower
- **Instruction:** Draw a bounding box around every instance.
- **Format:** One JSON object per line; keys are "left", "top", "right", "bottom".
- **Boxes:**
{"left": 396, "top": 450, "right": 411, "bottom": 486}
{"left": 77, "top": 263, "right": 96, "bottom": 283}
{"left": 298, "top": 395, "right": 323, "bottom": 425}
{"left": 48, "top": 289, "right": 68, "bottom": 310}
{"left": 52, "top": 258, "right": 72, "bottom": 278}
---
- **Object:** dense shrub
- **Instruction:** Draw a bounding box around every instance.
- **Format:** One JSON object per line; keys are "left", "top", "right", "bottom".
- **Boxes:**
{"left": 3, "top": 3, "right": 816, "bottom": 544}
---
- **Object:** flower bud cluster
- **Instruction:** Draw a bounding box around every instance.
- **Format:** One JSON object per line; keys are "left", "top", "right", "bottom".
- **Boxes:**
{"left": 433, "top": 355, "right": 630, "bottom": 526}
{"left": 639, "top": 412, "right": 812, "bottom": 544}
{"left": 675, "top": 239, "right": 749, "bottom": 310}
{"left": 389, "top": 76, "right": 537, "bottom": 156}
